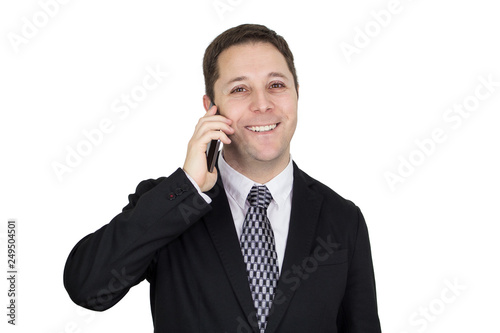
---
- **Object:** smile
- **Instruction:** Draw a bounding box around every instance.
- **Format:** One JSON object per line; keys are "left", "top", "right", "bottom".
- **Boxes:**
{"left": 246, "top": 123, "right": 279, "bottom": 133}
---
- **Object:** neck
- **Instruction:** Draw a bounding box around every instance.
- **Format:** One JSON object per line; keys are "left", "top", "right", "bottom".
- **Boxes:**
{"left": 222, "top": 149, "right": 290, "bottom": 184}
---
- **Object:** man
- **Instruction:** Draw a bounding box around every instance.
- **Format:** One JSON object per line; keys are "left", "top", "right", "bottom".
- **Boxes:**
{"left": 64, "top": 24, "right": 381, "bottom": 332}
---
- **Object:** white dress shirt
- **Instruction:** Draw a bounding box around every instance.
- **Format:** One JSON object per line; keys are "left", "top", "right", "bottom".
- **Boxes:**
{"left": 185, "top": 151, "right": 294, "bottom": 271}
{"left": 218, "top": 151, "right": 294, "bottom": 272}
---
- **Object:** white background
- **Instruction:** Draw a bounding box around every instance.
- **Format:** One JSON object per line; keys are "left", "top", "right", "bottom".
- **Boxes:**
{"left": 1, "top": 0, "right": 499, "bottom": 332}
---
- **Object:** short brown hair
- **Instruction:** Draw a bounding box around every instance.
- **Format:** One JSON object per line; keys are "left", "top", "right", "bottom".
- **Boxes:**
{"left": 203, "top": 24, "right": 299, "bottom": 103}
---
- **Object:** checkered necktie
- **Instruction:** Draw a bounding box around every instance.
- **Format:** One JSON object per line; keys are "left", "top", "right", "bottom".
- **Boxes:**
{"left": 240, "top": 185, "right": 279, "bottom": 333}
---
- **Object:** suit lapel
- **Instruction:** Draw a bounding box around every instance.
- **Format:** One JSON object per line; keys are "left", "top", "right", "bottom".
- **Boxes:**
{"left": 203, "top": 171, "right": 259, "bottom": 332}
{"left": 265, "top": 162, "right": 324, "bottom": 333}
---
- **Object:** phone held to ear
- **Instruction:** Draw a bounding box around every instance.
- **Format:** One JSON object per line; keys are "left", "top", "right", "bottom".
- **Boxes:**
{"left": 206, "top": 102, "right": 220, "bottom": 173}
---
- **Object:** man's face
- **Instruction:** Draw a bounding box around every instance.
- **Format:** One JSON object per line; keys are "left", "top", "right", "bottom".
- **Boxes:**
{"left": 212, "top": 42, "right": 298, "bottom": 166}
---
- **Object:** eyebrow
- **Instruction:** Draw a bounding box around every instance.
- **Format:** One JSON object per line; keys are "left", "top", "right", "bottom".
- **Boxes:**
{"left": 224, "top": 72, "right": 289, "bottom": 86}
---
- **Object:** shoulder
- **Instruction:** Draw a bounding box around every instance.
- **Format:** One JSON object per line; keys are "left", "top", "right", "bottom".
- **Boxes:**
{"left": 293, "top": 162, "right": 361, "bottom": 217}
{"left": 293, "top": 163, "right": 368, "bottom": 249}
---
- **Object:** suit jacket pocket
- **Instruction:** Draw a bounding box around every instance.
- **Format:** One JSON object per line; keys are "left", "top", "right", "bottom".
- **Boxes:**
{"left": 315, "top": 248, "right": 348, "bottom": 266}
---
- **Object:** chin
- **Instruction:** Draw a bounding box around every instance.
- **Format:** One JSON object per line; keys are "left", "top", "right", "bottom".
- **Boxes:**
{"left": 249, "top": 147, "right": 286, "bottom": 163}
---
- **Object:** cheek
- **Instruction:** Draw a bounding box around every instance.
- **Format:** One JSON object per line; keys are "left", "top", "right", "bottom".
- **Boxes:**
{"left": 282, "top": 102, "right": 298, "bottom": 125}
{"left": 276, "top": 92, "right": 297, "bottom": 112}
{"left": 220, "top": 104, "right": 243, "bottom": 125}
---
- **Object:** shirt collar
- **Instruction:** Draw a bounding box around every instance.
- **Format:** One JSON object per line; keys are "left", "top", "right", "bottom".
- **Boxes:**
{"left": 218, "top": 150, "right": 294, "bottom": 210}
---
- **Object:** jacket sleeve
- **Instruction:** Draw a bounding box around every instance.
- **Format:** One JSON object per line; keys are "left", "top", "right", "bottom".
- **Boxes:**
{"left": 63, "top": 168, "right": 212, "bottom": 311}
{"left": 337, "top": 207, "right": 382, "bottom": 332}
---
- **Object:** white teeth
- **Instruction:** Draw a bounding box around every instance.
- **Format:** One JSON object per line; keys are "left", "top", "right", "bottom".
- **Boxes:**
{"left": 247, "top": 123, "right": 277, "bottom": 132}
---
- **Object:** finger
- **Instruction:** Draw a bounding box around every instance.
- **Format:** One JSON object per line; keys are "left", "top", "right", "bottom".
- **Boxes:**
{"left": 188, "top": 125, "right": 232, "bottom": 150}
{"left": 206, "top": 104, "right": 217, "bottom": 115}
{"left": 194, "top": 116, "right": 231, "bottom": 135}
{"left": 201, "top": 114, "right": 232, "bottom": 125}
{"left": 202, "top": 129, "right": 232, "bottom": 145}
{"left": 199, "top": 121, "right": 234, "bottom": 135}
{"left": 202, "top": 107, "right": 232, "bottom": 123}
{"left": 193, "top": 122, "right": 234, "bottom": 141}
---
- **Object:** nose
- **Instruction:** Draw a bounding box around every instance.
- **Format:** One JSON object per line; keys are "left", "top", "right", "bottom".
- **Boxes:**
{"left": 250, "top": 89, "right": 273, "bottom": 113}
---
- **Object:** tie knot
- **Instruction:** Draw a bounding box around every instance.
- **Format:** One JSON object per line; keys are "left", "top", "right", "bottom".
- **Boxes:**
{"left": 247, "top": 185, "right": 272, "bottom": 209}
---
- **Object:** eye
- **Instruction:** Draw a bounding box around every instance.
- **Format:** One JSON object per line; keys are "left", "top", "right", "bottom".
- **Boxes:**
{"left": 231, "top": 86, "right": 247, "bottom": 93}
{"left": 269, "top": 81, "right": 285, "bottom": 89}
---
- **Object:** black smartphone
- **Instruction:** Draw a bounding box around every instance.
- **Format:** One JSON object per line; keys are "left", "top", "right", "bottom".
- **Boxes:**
{"left": 206, "top": 102, "right": 220, "bottom": 173}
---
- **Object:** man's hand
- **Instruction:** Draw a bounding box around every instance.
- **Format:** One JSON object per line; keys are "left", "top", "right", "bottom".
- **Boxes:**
{"left": 183, "top": 105, "right": 234, "bottom": 192}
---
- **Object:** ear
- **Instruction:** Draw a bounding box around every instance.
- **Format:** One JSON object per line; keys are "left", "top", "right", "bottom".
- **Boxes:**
{"left": 203, "top": 95, "right": 212, "bottom": 111}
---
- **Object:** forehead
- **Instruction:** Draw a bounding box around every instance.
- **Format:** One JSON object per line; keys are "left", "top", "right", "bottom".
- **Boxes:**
{"left": 216, "top": 42, "right": 291, "bottom": 80}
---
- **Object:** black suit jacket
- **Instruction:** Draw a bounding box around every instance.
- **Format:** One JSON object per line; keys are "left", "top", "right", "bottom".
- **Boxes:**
{"left": 64, "top": 162, "right": 381, "bottom": 332}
